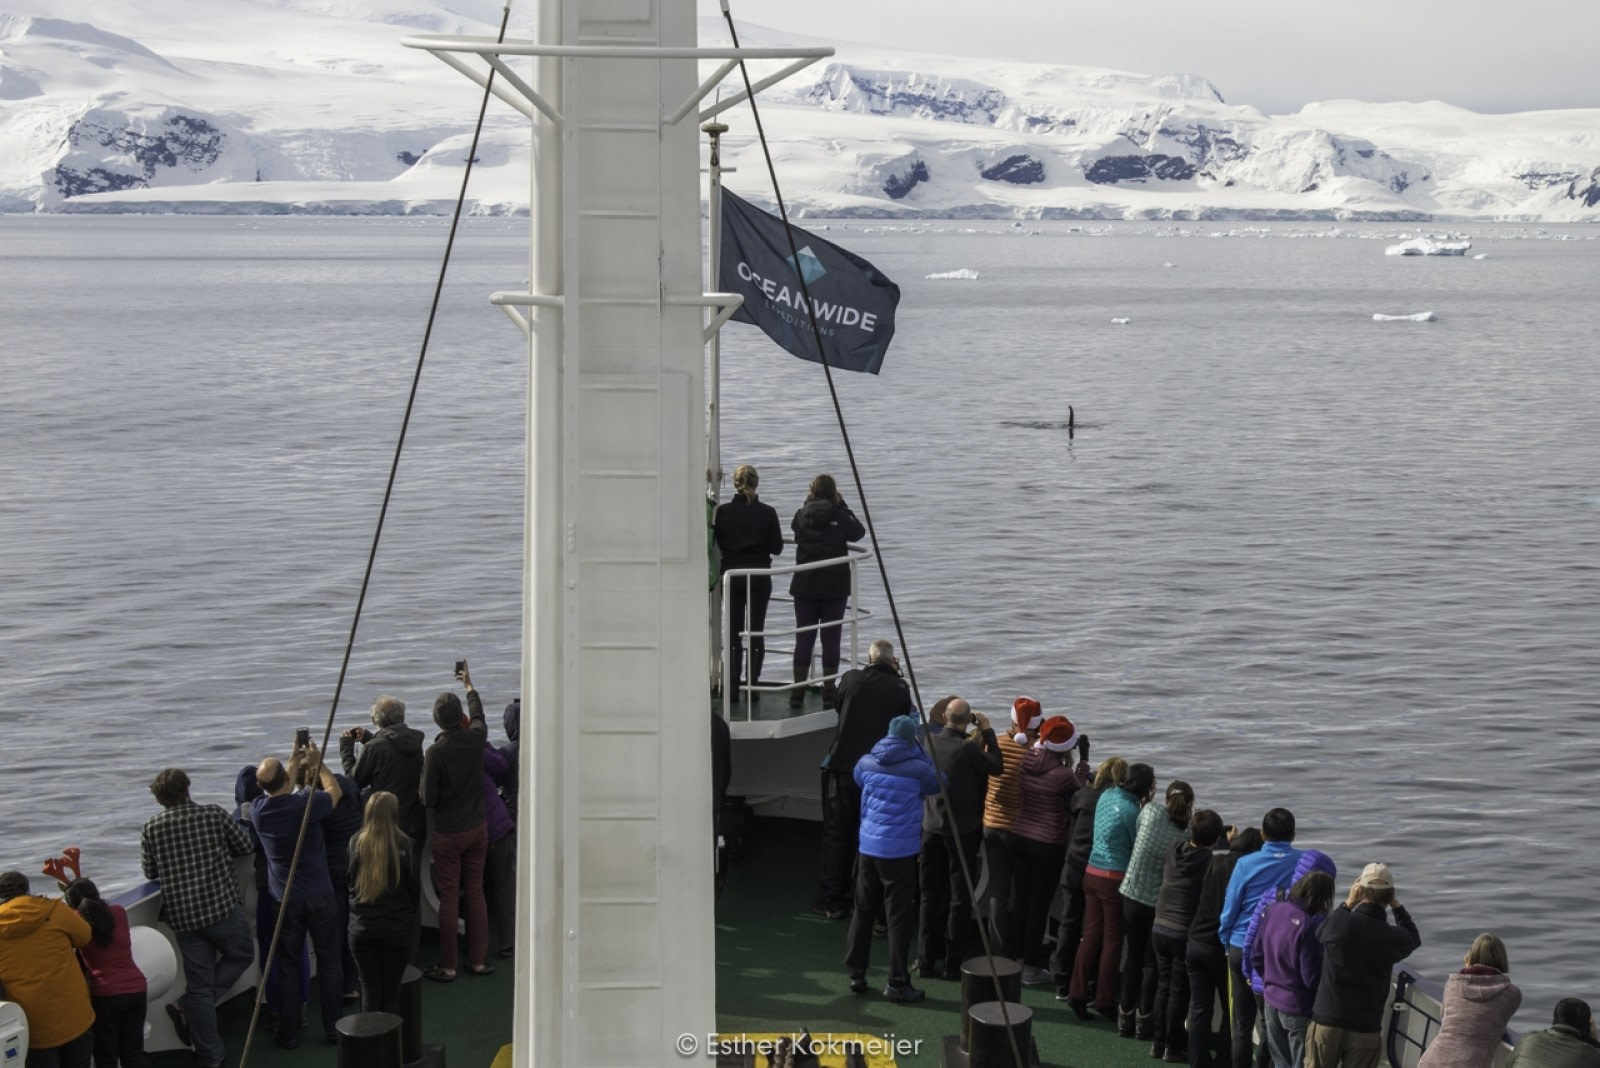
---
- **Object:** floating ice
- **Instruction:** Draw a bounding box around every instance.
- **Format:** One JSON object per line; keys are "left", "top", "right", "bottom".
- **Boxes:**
{"left": 925, "top": 268, "right": 980, "bottom": 280}
{"left": 1110, "top": 317, "right": 1131, "bottom": 324}
{"left": 1162, "top": 262, "right": 1175, "bottom": 268}
{"left": 1473, "top": 253, "right": 1490, "bottom": 260}
{"left": 1385, "top": 237, "right": 1472, "bottom": 256}
{"left": 1373, "top": 311, "right": 1437, "bottom": 322}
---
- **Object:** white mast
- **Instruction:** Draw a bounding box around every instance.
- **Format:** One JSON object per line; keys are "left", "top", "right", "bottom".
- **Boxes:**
{"left": 404, "top": 14, "right": 829, "bottom": 1066}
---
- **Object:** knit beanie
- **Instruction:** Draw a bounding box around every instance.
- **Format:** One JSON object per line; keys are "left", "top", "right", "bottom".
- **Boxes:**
{"left": 887, "top": 715, "right": 918, "bottom": 742}
{"left": 0, "top": 871, "right": 28, "bottom": 902}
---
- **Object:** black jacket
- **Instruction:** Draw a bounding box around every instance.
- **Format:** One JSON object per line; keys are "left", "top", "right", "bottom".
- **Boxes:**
{"left": 347, "top": 838, "right": 421, "bottom": 944}
{"left": 1187, "top": 851, "right": 1245, "bottom": 949}
{"left": 1062, "top": 784, "right": 1104, "bottom": 879}
{"left": 823, "top": 661, "right": 912, "bottom": 776}
{"left": 340, "top": 722, "right": 427, "bottom": 841}
{"left": 1311, "top": 901, "right": 1421, "bottom": 1032}
{"left": 922, "top": 726, "right": 1003, "bottom": 836}
{"left": 420, "top": 690, "right": 488, "bottom": 834}
{"left": 714, "top": 495, "right": 784, "bottom": 572}
{"left": 1153, "top": 840, "right": 1217, "bottom": 936}
{"left": 789, "top": 498, "right": 866, "bottom": 600}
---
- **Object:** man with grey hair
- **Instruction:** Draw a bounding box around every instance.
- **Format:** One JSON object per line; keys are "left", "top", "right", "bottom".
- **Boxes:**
{"left": 340, "top": 693, "right": 426, "bottom": 847}
{"left": 813, "top": 638, "right": 914, "bottom": 919}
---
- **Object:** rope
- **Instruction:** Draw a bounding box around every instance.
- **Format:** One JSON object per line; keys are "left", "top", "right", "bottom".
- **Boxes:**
{"left": 235, "top": 3, "right": 515, "bottom": 1063}
{"left": 718, "top": 7, "right": 1030, "bottom": 1066}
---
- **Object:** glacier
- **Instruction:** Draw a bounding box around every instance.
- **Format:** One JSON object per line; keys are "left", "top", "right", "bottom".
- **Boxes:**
{"left": 1, "top": 3, "right": 1597, "bottom": 219}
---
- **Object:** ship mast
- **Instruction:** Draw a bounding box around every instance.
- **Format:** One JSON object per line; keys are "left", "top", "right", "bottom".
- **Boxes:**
{"left": 404, "top": 11, "right": 828, "bottom": 1066}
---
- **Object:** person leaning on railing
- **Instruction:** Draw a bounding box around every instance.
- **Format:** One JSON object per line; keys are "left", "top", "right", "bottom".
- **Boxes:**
{"left": 713, "top": 463, "right": 783, "bottom": 701}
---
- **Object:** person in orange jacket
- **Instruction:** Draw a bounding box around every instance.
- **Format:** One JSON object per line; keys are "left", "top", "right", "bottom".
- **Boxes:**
{"left": 0, "top": 870, "right": 95, "bottom": 1068}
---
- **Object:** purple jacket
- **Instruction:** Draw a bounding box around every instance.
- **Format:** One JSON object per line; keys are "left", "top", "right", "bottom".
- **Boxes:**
{"left": 482, "top": 745, "right": 514, "bottom": 844}
{"left": 1251, "top": 897, "right": 1325, "bottom": 1016}
{"left": 1011, "top": 748, "right": 1088, "bottom": 846}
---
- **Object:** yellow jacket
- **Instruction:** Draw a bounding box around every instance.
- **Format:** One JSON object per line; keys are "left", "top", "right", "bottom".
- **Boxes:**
{"left": 0, "top": 894, "right": 94, "bottom": 1048}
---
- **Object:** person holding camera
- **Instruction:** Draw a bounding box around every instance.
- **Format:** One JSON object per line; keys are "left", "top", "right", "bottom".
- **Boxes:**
{"left": 789, "top": 473, "right": 866, "bottom": 710}
{"left": 339, "top": 694, "right": 427, "bottom": 852}
{"left": 1304, "top": 863, "right": 1421, "bottom": 1068}
{"left": 1507, "top": 998, "right": 1600, "bottom": 1068}
{"left": 419, "top": 659, "right": 491, "bottom": 981}
{"left": 249, "top": 745, "right": 346, "bottom": 1048}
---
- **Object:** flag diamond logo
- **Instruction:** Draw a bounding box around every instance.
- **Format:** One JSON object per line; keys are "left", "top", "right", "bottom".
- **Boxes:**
{"left": 786, "top": 245, "right": 827, "bottom": 284}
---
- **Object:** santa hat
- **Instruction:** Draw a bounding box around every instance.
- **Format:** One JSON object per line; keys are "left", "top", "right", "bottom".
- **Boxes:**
{"left": 1035, "top": 715, "right": 1080, "bottom": 753}
{"left": 1011, "top": 696, "right": 1043, "bottom": 744}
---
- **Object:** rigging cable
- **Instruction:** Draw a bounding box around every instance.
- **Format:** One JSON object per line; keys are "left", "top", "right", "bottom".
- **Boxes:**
{"left": 235, "top": 1, "right": 515, "bottom": 1063}
{"left": 719, "top": 5, "right": 1031, "bottom": 1066}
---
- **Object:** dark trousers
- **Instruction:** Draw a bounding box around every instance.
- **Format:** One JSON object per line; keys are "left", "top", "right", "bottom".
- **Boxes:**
{"left": 1119, "top": 897, "right": 1158, "bottom": 1013}
{"left": 1048, "top": 865, "right": 1087, "bottom": 989}
{"left": 980, "top": 828, "right": 1015, "bottom": 957}
{"left": 89, "top": 991, "right": 146, "bottom": 1068}
{"left": 350, "top": 930, "right": 413, "bottom": 1014}
{"left": 1187, "top": 939, "right": 1232, "bottom": 1068}
{"left": 1004, "top": 835, "right": 1066, "bottom": 969}
{"left": 818, "top": 770, "right": 862, "bottom": 902}
{"left": 1228, "top": 944, "right": 1268, "bottom": 1068}
{"left": 727, "top": 573, "right": 773, "bottom": 689}
{"left": 26, "top": 1028, "right": 93, "bottom": 1068}
{"left": 328, "top": 863, "right": 357, "bottom": 996}
{"left": 844, "top": 853, "right": 917, "bottom": 986}
{"left": 793, "top": 596, "right": 848, "bottom": 676}
{"left": 432, "top": 822, "right": 489, "bottom": 971}
{"left": 486, "top": 829, "right": 517, "bottom": 953}
{"left": 275, "top": 891, "right": 344, "bottom": 1046}
{"left": 1070, "top": 869, "right": 1126, "bottom": 1009}
{"left": 1152, "top": 930, "right": 1191, "bottom": 1055}
{"left": 917, "top": 829, "right": 981, "bottom": 969}
{"left": 254, "top": 893, "right": 309, "bottom": 1013}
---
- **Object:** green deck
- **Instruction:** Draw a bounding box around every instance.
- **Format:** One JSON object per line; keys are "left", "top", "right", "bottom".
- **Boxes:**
{"left": 154, "top": 816, "right": 1160, "bottom": 1068}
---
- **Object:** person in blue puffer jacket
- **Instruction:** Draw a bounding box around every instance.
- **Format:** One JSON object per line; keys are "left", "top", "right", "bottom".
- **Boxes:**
{"left": 844, "top": 715, "right": 942, "bottom": 1004}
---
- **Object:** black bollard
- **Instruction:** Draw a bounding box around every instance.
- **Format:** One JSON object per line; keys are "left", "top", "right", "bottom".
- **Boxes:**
{"left": 398, "top": 965, "right": 424, "bottom": 1063}
{"left": 966, "top": 1002, "right": 1034, "bottom": 1068}
{"left": 335, "top": 1012, "right": 404, "bottom": 1068}
{"left": 958, "top": 956, "right": 1021, "bottom": 1052}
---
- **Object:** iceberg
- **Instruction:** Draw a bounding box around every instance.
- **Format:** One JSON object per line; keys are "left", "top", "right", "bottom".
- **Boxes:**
{"left": 925, "top": 268, "right": 980, "bottom": 280}
{"left": 1373, "top": 311, "right": 1438, "bottom": 322}
{"left": 1110, "top": 317, "right": 1132, "bottom": 324}
{"left": 1385, "top": 237, "right": 1472, "bottom": 256}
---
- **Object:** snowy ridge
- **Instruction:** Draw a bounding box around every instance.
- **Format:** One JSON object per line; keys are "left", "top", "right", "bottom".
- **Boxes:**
{"left": 0, "top": 4, "right": 1596, "bottom": 218}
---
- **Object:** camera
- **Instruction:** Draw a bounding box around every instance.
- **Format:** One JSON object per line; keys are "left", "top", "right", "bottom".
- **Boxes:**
{"left": 295, "top": 726, "right": 311, "bottom": 751}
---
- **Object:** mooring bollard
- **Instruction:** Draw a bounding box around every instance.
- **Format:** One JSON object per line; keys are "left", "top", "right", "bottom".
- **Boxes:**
{"left": 335, "top": 1012, "right": 404, "bottom": 1068}
{"left": 958, "top": 956, "right": 1022, "bottom": 1052}
{"left": 398, "top": 964, "right": 424, "bottom": 1063}
{"left": 966, "top": 1002, "right": 1034, "bottom": 1068}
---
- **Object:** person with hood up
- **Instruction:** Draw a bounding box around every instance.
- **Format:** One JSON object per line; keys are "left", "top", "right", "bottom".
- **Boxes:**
{"left": 1244, "top": 852, "right": 1338, "bottom": 1068}
{"left": 788, "top": 474, "right": 866, "bottom": 710}
{"left": 0, "top": 870, "right": 95, "bottom": 1068}
{"left": 341, "top": 693, "right": 427, "bottom": 850}
{"left": 844, "top": 714, "right": 942, "bottom": 1004}
{"left": 1416, "top": 933, "right": 1522, "bottom": 1068}
{"left": 1148, "top": 808, "right": 1226, "bottom": 1064}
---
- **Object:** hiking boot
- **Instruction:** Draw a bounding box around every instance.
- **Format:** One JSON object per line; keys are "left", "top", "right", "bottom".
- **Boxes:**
{"left": 1136, "top": 1011, "right": 1156, "bottom": 1041}
{"left": 1020, "top": 965, "right": 1051, "bottom": 986}
{"left": 790, "top": 666, "right": 808, "bottom": 709}
{"left": 821, "top": 679, "right": 837, "bottom": 709}
{"left": 1149, "top": 1039, "right": 1166, "bottom": 1059}
{"left": 811, "top": 896, "right": 849, "bottom": 920}
{"left": 849, "top": 972, "right": 869, "bottom": 995}
{"left": 1118, "top": 1009, "right": 1137, "bottom": 1037}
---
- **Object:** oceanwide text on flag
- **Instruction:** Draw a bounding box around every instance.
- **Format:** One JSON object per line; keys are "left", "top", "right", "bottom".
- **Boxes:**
{"left": 718, "top": 190, "right": 900, "bottom": 375}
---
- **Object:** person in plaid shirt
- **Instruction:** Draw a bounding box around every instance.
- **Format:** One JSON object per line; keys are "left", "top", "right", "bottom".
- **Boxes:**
{"left": 140, "top": 768, "right": 255, "bottom": 1068}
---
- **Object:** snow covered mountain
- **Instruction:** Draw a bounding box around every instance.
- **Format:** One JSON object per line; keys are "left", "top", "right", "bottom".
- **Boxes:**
{"left": 1, "top": 2, "right": 1596, "bottom": 219}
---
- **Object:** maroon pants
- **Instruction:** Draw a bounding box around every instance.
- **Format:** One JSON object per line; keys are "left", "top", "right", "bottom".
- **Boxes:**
{"left": 432, "top": 822, "right": 489, "bottom": 971}
{"left": 1070, "top": 869, "right": 1126, "bottom": 1010}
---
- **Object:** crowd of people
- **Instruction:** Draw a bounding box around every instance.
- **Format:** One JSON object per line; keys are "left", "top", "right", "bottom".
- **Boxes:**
{"left": 806, "top": 638, "right": 1600, "bottom": 1068}
{"left": 0, "top": 660, "right": 519, "bottom": 1068}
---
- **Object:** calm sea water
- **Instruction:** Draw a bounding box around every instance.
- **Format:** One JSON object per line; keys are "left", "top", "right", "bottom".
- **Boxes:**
{"left": 2, "top": 215, "right": 1596, "bottom": 1025}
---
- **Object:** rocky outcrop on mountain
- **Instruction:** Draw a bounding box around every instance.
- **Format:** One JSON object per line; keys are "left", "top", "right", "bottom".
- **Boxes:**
{"left": 43, "top": 107, "right": 251, "bottom": 207}
{"left": 883, "top": 159, "right": 930, "bottom": 199}
{"left": 980, "top": 154, "right": 1045, "bottom": 184}
{"left": 1570, "top": 167, "right": 1600, "bottom": 208}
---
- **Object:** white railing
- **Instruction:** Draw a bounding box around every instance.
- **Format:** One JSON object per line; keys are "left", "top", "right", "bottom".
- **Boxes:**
{"left": 719, "top": 541, "right": 874, "bottom": 723}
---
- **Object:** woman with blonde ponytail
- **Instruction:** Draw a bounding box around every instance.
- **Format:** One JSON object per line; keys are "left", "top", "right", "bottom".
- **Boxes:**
{"left": 346, "top": 791, "right": 420, "bottom": 1011}
{"left": 713, "top": 464, "right": 784, "bottom": 701}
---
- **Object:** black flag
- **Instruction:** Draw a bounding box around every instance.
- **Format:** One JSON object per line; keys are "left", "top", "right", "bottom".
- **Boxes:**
{"left": 718, "top": 190, "right": 900, "bottom": 375}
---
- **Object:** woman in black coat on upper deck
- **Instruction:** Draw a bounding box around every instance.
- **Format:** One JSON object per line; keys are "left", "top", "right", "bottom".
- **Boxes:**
{"left": 713, "top": 463, "right": 784, "bottom": 701}
{"left": 788, "top": 473, "right": 866, "bottom": 709}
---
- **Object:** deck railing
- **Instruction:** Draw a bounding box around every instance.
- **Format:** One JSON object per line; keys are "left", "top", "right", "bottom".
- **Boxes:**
{"left": 718, "top": 541, "right": 874, "bottom": 721}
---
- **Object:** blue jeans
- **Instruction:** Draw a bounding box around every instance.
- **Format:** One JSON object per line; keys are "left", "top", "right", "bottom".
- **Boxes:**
{"left": 1264, "top": 1005, "right": 1308, "bottom": 1068}
{"left": 174, "top": 905, "right": 255, "bottom": 1066}
{"left": 274, "top": 892, "right": 344, "bottom": 1046}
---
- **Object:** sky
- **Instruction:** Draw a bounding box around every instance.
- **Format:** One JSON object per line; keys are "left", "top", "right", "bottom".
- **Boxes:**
{"left": 696, "top": 0, "right": 1599, "bottom": 115}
